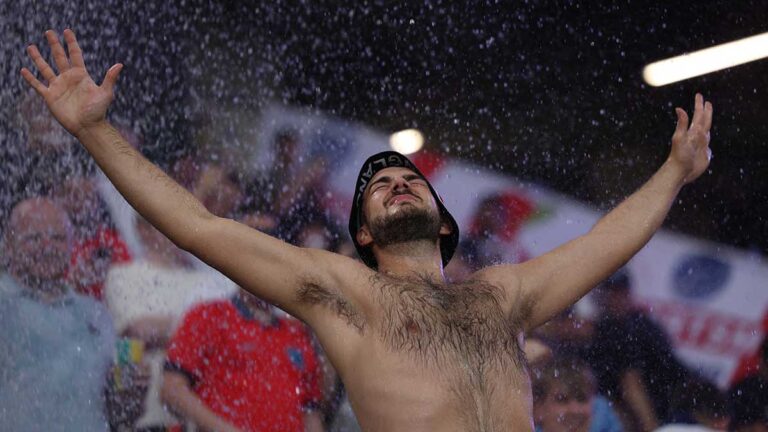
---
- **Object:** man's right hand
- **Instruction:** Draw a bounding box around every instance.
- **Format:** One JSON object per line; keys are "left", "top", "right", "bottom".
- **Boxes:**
{"left": 20, "top": 29, "right": 366, "bottom": 346}
{"left": 21, "top": 29, "right": 123, "bottom": 138}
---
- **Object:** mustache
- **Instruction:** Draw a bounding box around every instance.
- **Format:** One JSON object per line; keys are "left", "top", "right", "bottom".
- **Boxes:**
{"left": 386, "top": 191, "right": 419, "bottom": 206}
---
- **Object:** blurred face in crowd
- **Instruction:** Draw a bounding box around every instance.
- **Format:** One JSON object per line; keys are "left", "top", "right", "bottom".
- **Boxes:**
{"left": 3, "top": 198, "right": 72, "bottom": 288}
{"left": 535, "top": 384, "right": 593, "bottom": 432}
{"left": 533, "top": 361, "right": 597, "bottom": 432}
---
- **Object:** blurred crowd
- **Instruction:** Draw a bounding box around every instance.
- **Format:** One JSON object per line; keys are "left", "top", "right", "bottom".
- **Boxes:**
{"left": 0, "top": 95, "right": 766, "bottom": 432}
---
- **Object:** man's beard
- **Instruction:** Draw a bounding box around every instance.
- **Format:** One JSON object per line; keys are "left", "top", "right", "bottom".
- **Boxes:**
{"left": 369, "top": 205, "right": 442, "bottom": 248}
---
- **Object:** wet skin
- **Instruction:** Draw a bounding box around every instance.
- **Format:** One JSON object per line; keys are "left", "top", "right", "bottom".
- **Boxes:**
{"left": 307, "top": 274, "right": 535, "bottom": 432}
{"left": 296, "top": 167, "right": 537, "bottom": 432}
{"left": 21, "top": 29, "right": 713, "bottom": 432}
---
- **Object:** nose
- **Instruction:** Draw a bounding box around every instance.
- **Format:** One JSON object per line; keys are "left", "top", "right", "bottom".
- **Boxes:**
{"left": 392, "top": 176, "right": 412, "bottom": 192}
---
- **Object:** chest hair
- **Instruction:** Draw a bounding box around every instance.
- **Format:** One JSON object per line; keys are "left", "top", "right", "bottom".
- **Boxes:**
{"left": 372, "top": 273, "right": 531, "bottom": 373}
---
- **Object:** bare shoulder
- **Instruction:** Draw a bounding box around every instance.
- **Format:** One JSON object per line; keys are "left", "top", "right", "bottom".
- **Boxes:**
{"left": 300, "top": 248, "right": 376, "bottom": 295}
{"left": 294, "top": 249, "right": 376, "bottom": 366}
{"left": 467, "top": 264, "right": 532, "bottom": 322}
{"left": 468, "top": 263, "right": 524, "bottom": 294}
{"left": 295, "top": 248, "right": 376, "bottom": 330}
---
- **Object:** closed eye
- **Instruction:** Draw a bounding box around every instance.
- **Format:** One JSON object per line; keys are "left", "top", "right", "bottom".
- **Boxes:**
{"left": 371, "top": 181, "right": 389, "bottom": 192}
{"left": 403, "top": 174, "right": 426, "bottom": 185}
{"left": 370, "top": 176, "right": 391, "bottom": 188}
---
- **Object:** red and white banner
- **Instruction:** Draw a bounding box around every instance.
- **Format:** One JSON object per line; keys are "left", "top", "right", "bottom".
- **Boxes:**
{"left": 255, "top": 105, "right": 768, "bottom": 388}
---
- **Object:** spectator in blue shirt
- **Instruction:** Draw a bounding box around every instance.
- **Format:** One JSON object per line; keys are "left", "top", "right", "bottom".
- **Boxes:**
{"left": 0, "top": 197, "right": 145, "bottom": 431}
{"left": 533, "top": 356, "right": 623, "bottom": 432}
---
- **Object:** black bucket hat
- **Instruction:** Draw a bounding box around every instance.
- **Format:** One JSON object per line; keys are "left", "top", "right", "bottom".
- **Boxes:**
{"left": 348, "top": 151, "right": 460, "bottom": 269}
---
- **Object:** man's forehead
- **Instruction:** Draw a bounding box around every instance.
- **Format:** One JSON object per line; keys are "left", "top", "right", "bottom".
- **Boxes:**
{"left": 370, "top": 166, "right": 421, "bottom": 182}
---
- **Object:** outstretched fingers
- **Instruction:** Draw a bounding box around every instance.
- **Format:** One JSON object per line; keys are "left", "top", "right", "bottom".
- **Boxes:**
{"left": 26, "top": 44, "right": 56, "bottom": 82}
{"left": 674, "top": 107, "right": 689, "bottom": 137}
{"left": 702, "top": 101, "right": 713, "bottom": 133}
{"left": 101, "top": 63, "right": 124, "bottom": 94}
{"left": 690, "top": 93, "right": 705, "bottom": 129}
{"left": 63, "top": 29, "right": 86, "bottom": 69}
{"left": 20, "top": 67, "right": 47, "bottom": 95}
{"left": 45, "top": 30, "right": 70, "bottom": 74}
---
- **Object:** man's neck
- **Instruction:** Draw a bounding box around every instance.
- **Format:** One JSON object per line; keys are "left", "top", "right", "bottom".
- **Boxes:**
{"left": 374, "top": 240, "right": 445, "bottom": 281}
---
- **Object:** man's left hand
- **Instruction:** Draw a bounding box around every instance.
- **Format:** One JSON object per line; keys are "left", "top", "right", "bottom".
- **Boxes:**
{"left": 668, "top": 93, "right": 714, "bottom": 184}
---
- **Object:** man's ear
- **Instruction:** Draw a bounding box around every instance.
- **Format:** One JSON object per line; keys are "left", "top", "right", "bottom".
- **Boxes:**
{"left": 439, "top": 221, "right": 452, "bottom": 236}
{"left": 356, "top": 225, "right": 373, "bottom": 247}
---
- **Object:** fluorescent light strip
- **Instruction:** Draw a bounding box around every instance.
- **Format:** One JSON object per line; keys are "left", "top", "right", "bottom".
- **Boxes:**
{"left": 643, "top": 31, "right": 768, "bottom": 86}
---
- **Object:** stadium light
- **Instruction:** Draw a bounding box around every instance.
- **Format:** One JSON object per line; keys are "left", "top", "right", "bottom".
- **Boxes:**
{"left": 389, "top": 129, "right": 424, "bottom": 155}
{"left": 643, "top": 31, "right": 768, "bottom": 86}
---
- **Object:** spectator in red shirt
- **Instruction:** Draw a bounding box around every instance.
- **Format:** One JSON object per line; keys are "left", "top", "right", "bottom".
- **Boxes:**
{"left": 162, "top": 289, "right": 325, "bottom": 432}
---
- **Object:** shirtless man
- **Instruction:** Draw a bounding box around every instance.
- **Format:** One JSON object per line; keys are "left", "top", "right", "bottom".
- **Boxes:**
{"left": 21, "top": 29, "right": 713, "bottom": 432}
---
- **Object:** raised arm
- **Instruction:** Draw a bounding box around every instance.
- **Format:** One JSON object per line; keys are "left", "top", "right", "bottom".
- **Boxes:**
{"left": 20, "top": 29, "right": 344, "bottom": 319}
{"left": 481, "top": 94, "right": 713, "bottom": 330}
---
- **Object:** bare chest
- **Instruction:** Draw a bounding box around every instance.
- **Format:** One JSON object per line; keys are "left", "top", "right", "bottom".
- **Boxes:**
{"left": 352, "top": 276, "right": 534, "bottom": 432}
{"left": 372, "top": 275, "right": 528, "bottom": 372}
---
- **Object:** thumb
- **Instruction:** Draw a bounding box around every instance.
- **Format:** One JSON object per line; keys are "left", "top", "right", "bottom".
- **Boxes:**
{"left": 673, "top": 108, "right": 688, "bottom": 138}
{"left": 101, "top": 63, "right": 123, "bottom": 94}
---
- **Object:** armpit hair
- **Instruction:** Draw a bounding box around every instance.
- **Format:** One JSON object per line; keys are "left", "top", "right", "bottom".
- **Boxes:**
{"left": 296, "top": 281, "right": 366, "bottom": 332}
